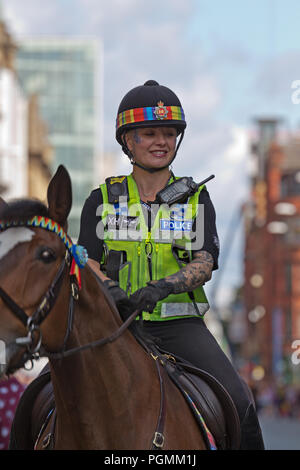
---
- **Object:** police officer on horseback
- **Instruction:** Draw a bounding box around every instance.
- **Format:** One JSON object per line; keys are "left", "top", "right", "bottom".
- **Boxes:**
{"left": 78, "top": 80, "right": 264, "bottom": 450}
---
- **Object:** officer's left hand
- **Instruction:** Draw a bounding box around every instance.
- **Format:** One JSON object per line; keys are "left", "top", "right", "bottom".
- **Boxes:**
{"left": 130, "top": 279, "right": 174, "bottom": 313}
{"left": 103, "top": 279, "right": 136, "bottom": 320}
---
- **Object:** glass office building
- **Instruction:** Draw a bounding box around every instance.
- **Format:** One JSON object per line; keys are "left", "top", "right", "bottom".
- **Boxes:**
{"left": 16, "top": 38, "right": 102, "bottom": 238}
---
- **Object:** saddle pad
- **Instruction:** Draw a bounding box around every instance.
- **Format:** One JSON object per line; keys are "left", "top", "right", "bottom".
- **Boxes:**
{"left": 164, "top": 358, "right": 241, "bottom": 450}
{"left": 182, "top": 389, "right": 217, "bottom": 450}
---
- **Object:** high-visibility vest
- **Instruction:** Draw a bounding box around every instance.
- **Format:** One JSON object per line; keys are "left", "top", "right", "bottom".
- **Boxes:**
{"left": 99, "top": 174, "right": 209, "bottom": 321}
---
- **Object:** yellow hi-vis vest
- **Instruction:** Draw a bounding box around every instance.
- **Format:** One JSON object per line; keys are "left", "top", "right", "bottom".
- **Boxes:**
{"left": 99, "top": 174, "right": 209, "bottom": 321}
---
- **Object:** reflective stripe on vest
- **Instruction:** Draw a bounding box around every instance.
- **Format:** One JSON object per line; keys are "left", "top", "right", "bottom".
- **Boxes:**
{"left": 99, "top": 174, "right": 209, "bottom": 321}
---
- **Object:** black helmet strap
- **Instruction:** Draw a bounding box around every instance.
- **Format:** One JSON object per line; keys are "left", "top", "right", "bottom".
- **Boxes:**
{"left": 121, "top": 131, "right": 184, "bottom": 174}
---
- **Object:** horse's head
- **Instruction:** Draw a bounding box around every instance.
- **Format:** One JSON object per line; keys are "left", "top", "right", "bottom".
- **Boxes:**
{"left": 0, "top": 166, "right": 75, "bottom": 377}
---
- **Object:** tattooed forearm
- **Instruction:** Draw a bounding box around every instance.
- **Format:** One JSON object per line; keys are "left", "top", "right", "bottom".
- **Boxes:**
{"left": 165, "top": 251, "right": 214, "bottom": 294}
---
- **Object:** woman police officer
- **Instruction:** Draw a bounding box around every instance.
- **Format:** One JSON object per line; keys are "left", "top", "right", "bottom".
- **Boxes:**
{"left": 78, "top": 80, "right": 264, "bottom": 450}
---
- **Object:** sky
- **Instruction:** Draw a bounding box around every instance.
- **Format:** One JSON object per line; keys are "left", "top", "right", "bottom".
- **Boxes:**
{"left": 1, "top": 0, "right": 300, "bottom": 308}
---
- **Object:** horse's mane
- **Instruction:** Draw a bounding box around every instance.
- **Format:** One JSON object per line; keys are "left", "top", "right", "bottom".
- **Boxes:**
{"left": 0, "top": 199, "right": 49, "bottom": 223}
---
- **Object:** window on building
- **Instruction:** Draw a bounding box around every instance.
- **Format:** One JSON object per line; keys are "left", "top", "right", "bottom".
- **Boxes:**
{"left": 285, "top": 307, "right": 292, "bottom": 341}
{"left": 285, "top": 262, "right": 292, "bottom": 295}
{"left": 281, "top": 173, "right": 300, "bottom": 197}
{"left": 284, "top": 217, "right": 300, "bottom": 245}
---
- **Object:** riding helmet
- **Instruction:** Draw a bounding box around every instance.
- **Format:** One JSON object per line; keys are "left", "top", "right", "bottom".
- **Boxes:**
{"left": 116, "top": 80, "right": 186, "bottom": 146}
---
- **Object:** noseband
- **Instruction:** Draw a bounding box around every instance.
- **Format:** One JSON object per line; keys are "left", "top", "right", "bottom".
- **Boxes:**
{"left": 0, "top": 216, "right": 140, "bottom": 373}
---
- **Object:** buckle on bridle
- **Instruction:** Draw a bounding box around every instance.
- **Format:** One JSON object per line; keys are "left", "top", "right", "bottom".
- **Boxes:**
{"left": 15, "top": 316, "right": 42, "bottom": 355}
{"left": 71, "top": 281, "right": 79, "bottom": 300}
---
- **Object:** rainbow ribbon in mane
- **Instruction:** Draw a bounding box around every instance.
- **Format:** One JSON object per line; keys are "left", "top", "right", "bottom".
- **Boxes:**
{"left": 0, "top": 216, "right": 88, "bottom": 288}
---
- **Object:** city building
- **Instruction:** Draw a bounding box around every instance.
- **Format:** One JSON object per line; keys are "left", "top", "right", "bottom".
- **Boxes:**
{"left": 101, "top": 151, "right": 120, "bottom": 181}
{"left": 16, "top": 37, "right": 102, "bottom": 238}
{"left": 27, "top": 93, "right": 53, "bottom": 200}
{"left": 242, "top": 119, "right": 300, "bottom": 385}
{"left": 0, "top": 13, "right": 28, "bottom": 199}
{"left": 0, "top": 11, "right": 52, "bottom": 202}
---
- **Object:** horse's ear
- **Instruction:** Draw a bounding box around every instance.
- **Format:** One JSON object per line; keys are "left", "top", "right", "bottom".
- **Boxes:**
{"left": 0, "top": 197, "right": 8, "bottom": 217}
{"left": 47, "top": 165, "right": 72, "bottom": 227}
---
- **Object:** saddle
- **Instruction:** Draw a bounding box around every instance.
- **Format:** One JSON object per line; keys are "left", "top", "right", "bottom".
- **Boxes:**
{"left": 9, "top": 365, "right": 53, "bottom": 450}
{"left": 9, "top": 353, "right": 241, "bottom": 450}
{"left": 160, "top": 353, "right": 241, "bottom": 449}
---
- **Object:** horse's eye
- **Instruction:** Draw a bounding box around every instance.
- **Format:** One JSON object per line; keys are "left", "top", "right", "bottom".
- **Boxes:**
{"left": 37, "top": 247, "right": 56, "bottom": 263}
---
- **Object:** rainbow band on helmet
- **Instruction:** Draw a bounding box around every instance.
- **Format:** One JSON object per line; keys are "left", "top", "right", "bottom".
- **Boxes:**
{"left": 116, "top": 105, "right": 185, "bottom": 130}
{"left": 0, "top": 215, "right": 88, "bottom": 269}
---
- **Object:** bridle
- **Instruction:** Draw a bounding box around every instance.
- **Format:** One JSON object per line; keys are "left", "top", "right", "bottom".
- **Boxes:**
{"left": 0, "top": 216, "right": 139, "bottom": 373}
{"left": 0, "top": 255, "right": 68, "bottom": 371}
{"left": 0, "top": 216, "right": 168, "bottom": 450}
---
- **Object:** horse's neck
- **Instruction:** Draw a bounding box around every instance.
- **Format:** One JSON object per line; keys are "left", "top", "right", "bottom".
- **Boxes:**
{"left": 49, "top": 267, "right": 151, "bottom": 448}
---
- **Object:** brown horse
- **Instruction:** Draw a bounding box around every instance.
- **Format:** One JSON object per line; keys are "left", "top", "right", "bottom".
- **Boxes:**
{"left": 0, "top": 166, "right": 208, "bottom": 450}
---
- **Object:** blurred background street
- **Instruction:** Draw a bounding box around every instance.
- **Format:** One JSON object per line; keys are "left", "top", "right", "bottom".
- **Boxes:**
{"left": 259, "top": 414, "right": 300, "bottom": 450}
{"left": 1, "top": 0, "right": 300, "bottom": 451}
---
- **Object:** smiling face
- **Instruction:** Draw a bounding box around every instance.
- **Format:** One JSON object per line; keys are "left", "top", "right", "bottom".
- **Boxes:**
{"left": 125, "top": 126, "right": 177, "bottom": 170}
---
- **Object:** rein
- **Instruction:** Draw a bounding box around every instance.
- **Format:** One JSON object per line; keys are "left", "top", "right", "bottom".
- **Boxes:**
{"left": 0, "top": 217, "right": 139, "bottom": 369}
{"left": 43, "top": 308, "right": 140, "bottom": 361}
{"left": 0, "top": 254, "right": 140, "bottom": 368}
{"left": 0, "top": 216, "right": 167, "bottom": 450}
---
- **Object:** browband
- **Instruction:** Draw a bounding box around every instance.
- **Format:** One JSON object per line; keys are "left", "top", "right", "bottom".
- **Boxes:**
{"left": 0, "top": 216, "right": 88, "bottom": 269}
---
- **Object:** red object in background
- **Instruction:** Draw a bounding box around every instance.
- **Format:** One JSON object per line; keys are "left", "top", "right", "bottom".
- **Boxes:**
{"left": 0, "top": 377, "right": 25, "bottom": 450}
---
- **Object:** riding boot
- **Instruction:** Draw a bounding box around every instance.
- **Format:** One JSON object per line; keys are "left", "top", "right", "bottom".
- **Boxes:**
{"left": 239, "top": 403, "right": 265, "bottom": 450}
